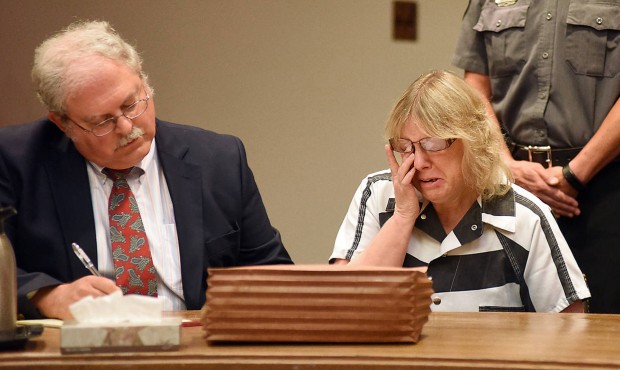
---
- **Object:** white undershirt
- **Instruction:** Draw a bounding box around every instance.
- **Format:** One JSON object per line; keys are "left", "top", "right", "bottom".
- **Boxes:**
{"left": 86, "top": 140, "right": 186, "bottom": 310}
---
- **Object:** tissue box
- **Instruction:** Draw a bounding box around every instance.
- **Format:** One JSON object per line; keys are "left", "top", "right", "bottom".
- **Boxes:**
{"left": 60, "top": 318, "right": 181, "bottom": 354}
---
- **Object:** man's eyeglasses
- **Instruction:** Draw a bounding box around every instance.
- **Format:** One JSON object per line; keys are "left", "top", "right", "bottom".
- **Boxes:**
{"left": 64, "top": 88, "right": 150, "bottom": 137}
{"left": 389, "top": 137, "right": 456, "bottom": 154}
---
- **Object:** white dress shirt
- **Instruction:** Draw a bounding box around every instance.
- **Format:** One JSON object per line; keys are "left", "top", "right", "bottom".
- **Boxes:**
{"left": 86, "top": 140, "right": 186, "bottom": 310}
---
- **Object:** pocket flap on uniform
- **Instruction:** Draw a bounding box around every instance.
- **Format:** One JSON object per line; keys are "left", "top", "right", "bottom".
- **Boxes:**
{"left": 567, "top": 2, "right": 620, "bottom": 31}
{"left": 473, "top": 3, "right": 528, "bottom": 33}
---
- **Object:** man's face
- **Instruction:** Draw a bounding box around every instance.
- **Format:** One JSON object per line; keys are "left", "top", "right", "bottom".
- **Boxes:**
{"left": 50, "top": 59, "right": 156, "bottom": 170}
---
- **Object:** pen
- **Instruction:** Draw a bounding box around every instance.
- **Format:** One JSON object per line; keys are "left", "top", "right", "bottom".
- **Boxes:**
{"left": 71, "top": 242, "right": 102, "bottom": 277}
{"left": 181, "top": 319, "right": 202, "bottom": 327}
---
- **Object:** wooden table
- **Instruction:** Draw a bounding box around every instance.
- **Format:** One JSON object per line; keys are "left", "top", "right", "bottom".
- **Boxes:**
{"left": 2, "top": 311, "right": 620, "bottom": 369}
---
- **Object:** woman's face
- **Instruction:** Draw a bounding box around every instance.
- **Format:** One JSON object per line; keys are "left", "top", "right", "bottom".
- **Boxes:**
{"left": 400, "top": 119, "right": 472, "bottom": 208}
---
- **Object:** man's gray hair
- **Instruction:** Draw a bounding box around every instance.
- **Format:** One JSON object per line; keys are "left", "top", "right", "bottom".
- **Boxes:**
{"left": 32, "top": 20, "right": 149, "bottom": 114}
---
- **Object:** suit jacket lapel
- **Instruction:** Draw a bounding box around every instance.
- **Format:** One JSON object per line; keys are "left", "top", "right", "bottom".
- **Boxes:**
{"left": 42, "top": 120, "right": 206, "bottom": 307}
{"left": 43, "top": 133, "right": 98, "bottom": 279}
{"left": 155, "top": 121, "right": 205, "bottom": 309}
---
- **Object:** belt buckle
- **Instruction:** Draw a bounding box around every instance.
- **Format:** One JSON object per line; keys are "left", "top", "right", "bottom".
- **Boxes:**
{"left": 525, "top": 145, "right": 552, "bottom": 168}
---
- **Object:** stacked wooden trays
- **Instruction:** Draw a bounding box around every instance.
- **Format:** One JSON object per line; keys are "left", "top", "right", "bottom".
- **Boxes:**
{"left": 202, "top": 265, "right": 433, "bottom": 343}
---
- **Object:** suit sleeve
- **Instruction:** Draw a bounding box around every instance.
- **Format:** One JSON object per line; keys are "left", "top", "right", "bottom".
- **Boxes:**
{"left": 234, "top": 137, "right": 293, "bottom": 265}
{"left": 0, "top": 132, "right": 63, "bottom": 319}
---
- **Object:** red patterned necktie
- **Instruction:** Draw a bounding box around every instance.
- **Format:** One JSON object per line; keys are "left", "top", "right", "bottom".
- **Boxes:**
{"left": 104, "top": 168, "right": 157, "bottom": 296}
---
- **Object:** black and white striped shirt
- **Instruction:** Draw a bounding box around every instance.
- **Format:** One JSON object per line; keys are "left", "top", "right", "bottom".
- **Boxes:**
{"left": 331, "top": 170, "right": 591, "bottom": 312}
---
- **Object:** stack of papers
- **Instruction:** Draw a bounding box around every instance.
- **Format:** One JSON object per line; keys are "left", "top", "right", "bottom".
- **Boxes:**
{"left": 202, "top": 264, "right": 434, "bottom": 343}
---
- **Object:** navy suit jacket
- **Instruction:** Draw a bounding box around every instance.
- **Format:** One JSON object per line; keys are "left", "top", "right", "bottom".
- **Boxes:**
{"left": 0, "top": 119, "right": 292, "bottom": 317}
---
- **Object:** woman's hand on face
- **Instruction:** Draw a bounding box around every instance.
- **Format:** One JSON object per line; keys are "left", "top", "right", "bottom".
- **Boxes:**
{"left": 385, "top": 144, "right": 420, "bottom": 221}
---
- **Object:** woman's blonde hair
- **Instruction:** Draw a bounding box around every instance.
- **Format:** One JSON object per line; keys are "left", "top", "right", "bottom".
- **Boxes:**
{"left": 385, "top": 70, "right": 512, "bottom": 199}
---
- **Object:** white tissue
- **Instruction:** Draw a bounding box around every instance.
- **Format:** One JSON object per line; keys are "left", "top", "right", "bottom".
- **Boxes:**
{"left": 69, "top": 291, "right": 162, "bottom": 324}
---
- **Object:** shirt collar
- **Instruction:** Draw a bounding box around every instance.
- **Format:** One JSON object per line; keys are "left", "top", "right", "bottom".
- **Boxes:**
{"left": 88, "top": 139, "right": 157, "bottom": 184}
{"left": 481, "top": 186, "right": 516, "bottom": 233}
{"left": 415, "top": 186, "right": 516, "bottom": 245}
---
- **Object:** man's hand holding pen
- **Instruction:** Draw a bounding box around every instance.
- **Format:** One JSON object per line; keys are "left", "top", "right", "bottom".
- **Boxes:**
{"left": 30, "top": 276, "right": 120, "bottom": 320}
{"left": 29, "top": 243, "right": 120, "bottom": 320}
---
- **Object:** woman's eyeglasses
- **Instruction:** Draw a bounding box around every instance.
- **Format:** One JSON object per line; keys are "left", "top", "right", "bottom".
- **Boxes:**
{"left": 389, "top": 137, "right": 456, "bottom": 154}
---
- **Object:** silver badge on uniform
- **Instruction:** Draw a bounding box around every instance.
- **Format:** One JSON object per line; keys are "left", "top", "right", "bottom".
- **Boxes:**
{"left": 495, "top": 0, "right": 518, "bottom": 6}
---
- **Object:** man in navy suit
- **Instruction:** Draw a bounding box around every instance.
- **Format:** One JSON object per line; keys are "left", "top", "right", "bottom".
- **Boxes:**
{"left": 0, "top": 20, "right": 292, "bottom": 319}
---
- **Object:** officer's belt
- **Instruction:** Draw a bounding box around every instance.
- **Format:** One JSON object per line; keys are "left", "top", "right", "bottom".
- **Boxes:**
{"left": 510, "top": 144, "right": 582, "bottom": 168}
